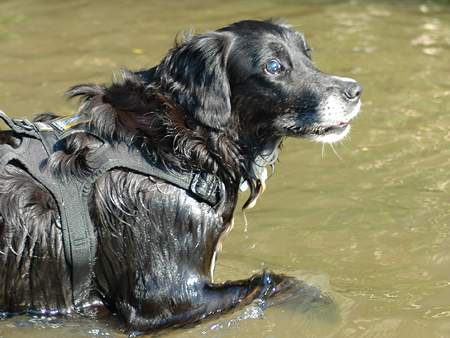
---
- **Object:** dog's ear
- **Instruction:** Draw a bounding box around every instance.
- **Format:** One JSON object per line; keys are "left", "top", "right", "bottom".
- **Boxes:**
{"left": 157, "top": 32, "right": 232, "bottom": 130}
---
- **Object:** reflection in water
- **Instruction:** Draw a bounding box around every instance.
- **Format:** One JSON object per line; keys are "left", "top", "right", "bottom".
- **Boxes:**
{"left": 1, "top": 0, "right": 450, "bottom": 337}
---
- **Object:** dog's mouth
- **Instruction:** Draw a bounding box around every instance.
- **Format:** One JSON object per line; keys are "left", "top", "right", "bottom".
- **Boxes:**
{"left": 314, "top": 121, "right": 350, "bottom": 135}
{"left": 278, "top": 97, "right": 361, "bottom": 143}
{"left": 284, "top": 120, "right": 351, "bottom": 143}
{"left": 307, "top": 98, "right": 361, "bottom": 143}
{"left": 306, "top": 120, "right": 351, "bottom": 143}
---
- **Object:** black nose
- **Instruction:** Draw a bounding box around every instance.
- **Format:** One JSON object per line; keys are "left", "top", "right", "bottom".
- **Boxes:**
{"left": 343, "top": 82, "right": 363, "bottom": 101}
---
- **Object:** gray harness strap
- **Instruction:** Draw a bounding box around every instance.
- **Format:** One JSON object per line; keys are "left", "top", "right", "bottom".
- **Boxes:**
{"left": 0, "top": 110, "right": 224, "bottom": 307}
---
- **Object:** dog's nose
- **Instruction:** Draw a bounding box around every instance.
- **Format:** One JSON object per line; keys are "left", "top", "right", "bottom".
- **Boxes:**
{"left": 343, "top": 82, "right": 363, "bottom": 101}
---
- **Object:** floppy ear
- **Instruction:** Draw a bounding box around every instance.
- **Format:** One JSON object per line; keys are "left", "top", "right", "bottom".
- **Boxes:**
{"left": 156, "top": 32, "right": 232, "bottom": 130}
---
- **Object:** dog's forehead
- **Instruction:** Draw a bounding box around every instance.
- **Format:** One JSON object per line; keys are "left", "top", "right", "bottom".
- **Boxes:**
{"left": 230, "top": 27, "right": 307, "bottom": 59}
{"left": 244, "top": 26, "right": 305, "bottom": 51}
{"left": 219, "top": 20, "right": 302, "bottom": 41}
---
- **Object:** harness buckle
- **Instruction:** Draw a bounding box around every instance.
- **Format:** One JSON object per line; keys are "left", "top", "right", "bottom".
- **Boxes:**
{"left": 190, "top": 172, "right": 223, "bottom": 206}
{"left": 12, "top": 118, "right": 35, "bottom": 131}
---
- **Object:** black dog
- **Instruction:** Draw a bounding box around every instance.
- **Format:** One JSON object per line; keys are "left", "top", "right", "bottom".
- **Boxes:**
{"left": 0, "top": 20, "right": 362, "bottom": 331}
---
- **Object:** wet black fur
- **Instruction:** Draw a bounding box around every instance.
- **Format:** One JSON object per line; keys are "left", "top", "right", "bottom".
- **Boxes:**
{"left": 0, "top": 20, "right": 361, "bottom": 331}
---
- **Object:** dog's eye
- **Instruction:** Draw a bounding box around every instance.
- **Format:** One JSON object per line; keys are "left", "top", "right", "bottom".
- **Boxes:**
{"left": 265, "top": 59, "right": 283, "bottom": 75}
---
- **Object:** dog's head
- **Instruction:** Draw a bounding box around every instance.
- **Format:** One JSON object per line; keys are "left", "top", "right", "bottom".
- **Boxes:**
{"left": 156, "top": 19, "right": 362, "bottom": 144}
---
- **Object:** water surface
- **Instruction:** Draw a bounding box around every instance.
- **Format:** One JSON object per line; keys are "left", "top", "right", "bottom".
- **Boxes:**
{"left": 1, "top": 0, "right": 450, "bottom": 337}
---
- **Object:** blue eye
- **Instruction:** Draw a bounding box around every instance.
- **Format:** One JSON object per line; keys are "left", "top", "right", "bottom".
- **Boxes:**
{"left": 265, "top": 59, "right": 283, "bottom": 75}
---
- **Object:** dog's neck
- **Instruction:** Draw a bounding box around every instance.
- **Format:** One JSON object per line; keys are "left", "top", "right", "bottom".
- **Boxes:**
{"left": 239, "top": 137, "right": 282, "bottom": 192}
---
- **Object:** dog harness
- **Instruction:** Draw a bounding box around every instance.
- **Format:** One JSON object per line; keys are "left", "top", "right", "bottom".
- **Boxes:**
{"left": 0, "top": 110, "right": 224, "bottom": 307}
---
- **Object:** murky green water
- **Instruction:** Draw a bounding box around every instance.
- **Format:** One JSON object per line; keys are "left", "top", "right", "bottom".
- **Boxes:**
{"left": 1, "top": 0, "right": 450, "bottom": 337}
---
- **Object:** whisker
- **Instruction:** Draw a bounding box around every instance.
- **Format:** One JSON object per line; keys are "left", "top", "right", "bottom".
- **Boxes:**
{"left": 329, "top": 143, "right": 343, "bottom": 160}
{"left": 243, "top": 210, "right": 249, "bottom": 233}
